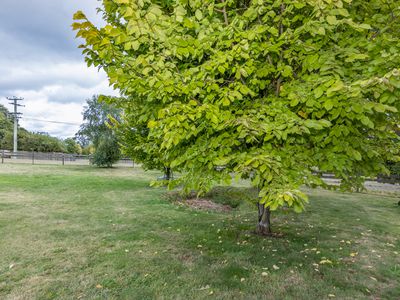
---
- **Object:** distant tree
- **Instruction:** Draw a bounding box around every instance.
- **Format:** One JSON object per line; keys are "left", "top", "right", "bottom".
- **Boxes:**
{"left": 91, "top": 134, "right": 120, "bottom": 167}
{"left": 64, "top": 138, "right": 82, "bottom": 154}
{"left": 0, "top": 104, "right": 66, "bottom": 152}
{"left": 0, "top": 104, "right": 13, "bottom": 147}
{"left": 81, "top": 144, "right": 95, "bottom": 155}
{"left": 76, "top": 95, "right": 121, "bottom": 167}
{"left": 18, "top": 131, "right": 65, "bottom": 152}
{"left": 76, "top": 95, "right": 120, "bottom": 146}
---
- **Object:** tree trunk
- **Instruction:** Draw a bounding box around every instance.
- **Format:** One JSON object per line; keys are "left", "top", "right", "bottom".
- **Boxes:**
{"left": 256, "top": 203, "right": 272, "bottom": 235}
{"left": 164, "top": 167, "right": 172, "bottom": 181}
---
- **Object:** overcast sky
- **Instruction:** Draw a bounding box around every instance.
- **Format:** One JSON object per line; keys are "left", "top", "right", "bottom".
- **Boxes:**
{"left": 0, "top": 0, "right": 117, "bottom": 138}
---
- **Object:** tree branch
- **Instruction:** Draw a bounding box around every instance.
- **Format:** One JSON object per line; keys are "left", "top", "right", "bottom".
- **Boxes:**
{"left": 220, "top": 0, "right": 229, "bottom": 25}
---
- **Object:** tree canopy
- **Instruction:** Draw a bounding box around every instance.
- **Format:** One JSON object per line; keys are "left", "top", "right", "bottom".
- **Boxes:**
{"left": 74, "top": 0, "right": 400, "bottom": 233}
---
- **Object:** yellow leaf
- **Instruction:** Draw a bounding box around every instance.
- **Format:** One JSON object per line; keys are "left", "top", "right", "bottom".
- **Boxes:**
{"left": 319, "top": 259, "right": 333, "bottom": 264}
{"left": 148, "top": 120, "right": 157, "bottom": 128}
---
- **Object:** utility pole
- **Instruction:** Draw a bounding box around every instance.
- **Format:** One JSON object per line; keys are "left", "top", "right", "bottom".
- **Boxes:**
{"left": 7, "top": 96, "right": 24, "bottom": 155}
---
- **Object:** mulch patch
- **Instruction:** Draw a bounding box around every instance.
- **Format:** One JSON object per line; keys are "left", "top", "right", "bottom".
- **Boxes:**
{"left": 180, "top": 198, "right": 232, "bottom": 212}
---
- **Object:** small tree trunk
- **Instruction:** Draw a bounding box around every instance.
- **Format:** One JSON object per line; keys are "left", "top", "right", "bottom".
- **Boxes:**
{"left": 256, "top": 203, "right": 272, "bottom": 235}
{"left": 164, "top": 167, "right": 172, "bottom": 181}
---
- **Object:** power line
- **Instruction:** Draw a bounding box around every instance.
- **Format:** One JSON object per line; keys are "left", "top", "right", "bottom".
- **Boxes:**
{"left": 23, "top": 117, "right": 81, "bottom": 126}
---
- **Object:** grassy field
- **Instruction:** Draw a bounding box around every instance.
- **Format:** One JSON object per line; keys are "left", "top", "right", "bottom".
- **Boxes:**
{"left": 0, "top": 164, "right": 399, "bottom": 299}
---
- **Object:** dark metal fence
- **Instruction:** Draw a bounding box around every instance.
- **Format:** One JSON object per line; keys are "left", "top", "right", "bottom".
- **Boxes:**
{"left": 0, "top": 150, "right": 134, "bottom": 167}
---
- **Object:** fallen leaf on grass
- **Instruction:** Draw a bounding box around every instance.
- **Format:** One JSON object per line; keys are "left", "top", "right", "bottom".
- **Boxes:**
{"left": 96, "top": 284, "right": 103, "bottom": 289}
{"left": 350, "top": 252, "right": 358, "bottom": 257}
{"left": 198, "top": 285, "right": 210, "bottom": 290}
{"left": 328, "top": 294, "right": 335, "bottom": 298}
{"left": 319, "top": 259, "right": 333, "bottom": 265}
{"left": 261, "top": 272, "right": 268, "bottom": 276}
{"left": 369, "top": 276, "right": 378, "bottom": 281}
{"left": 272, "top": 265, "right": 280, "bottom": 270}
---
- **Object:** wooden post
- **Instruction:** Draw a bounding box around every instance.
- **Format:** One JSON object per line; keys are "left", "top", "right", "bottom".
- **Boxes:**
{"left": 62, "top": 154, "right": 65, "bottom": 166}
{"left": 32, "top": 150, "right": 34, "bottom": 165}
{"left": 1, "top": 150, "right": 4, "bottom": 164}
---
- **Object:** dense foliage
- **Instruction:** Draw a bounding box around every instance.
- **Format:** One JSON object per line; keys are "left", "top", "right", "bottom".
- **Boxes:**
{"left": 91, "top": 134, "right": 121, "bottom": 167}
{"left": 64, "top": 138, "right": 82, "bottom": 154}
{"left": 0, "top": 104, "right": 13, "bottom": 146}
{"left": 74, "top": 0, "right": 400, "bottom": 233}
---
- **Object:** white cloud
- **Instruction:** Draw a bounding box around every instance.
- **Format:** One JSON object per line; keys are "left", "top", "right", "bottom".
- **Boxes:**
{"left": 7, "top": 73, "right": 118, "bottom": 139}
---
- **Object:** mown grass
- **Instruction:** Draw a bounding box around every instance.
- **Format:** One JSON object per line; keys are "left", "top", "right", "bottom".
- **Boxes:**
{"left": 0, "top": 164, "right": 399, "bottom": 299}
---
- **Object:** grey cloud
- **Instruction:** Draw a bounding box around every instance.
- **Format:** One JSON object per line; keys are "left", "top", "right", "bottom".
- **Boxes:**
{"left": 0, "top": 0, "right": 117, "bottom": 138}
{"left": 0, "top": 0, "right": 102, "bottom": 61}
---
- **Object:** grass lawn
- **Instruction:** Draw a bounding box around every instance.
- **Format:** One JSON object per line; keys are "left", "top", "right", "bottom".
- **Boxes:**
{"left": 0, "top": 164, "right": 399, "bottom": 299}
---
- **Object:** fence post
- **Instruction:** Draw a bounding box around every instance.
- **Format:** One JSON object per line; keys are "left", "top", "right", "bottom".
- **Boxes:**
{"left": 32, "top": 150, "right": 34, "bottom": 165}
{"left": 1, "top": 150, "right": 4, "bottom": 164}
{"left": 62, "top": 154, "right": 65, "bottom": 166}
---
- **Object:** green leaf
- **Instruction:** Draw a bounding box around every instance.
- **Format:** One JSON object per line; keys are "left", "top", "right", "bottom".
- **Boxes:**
{"left": 148, "top": 120, "right": 157, "bottom": 128}
{"left": 326, "top": 15, "right": 339, "bottom": 25}
{"left": 290, "top": 98, "right": 299, "bottom": 107}
{"left": 239, "top": 68, "right": 248, "bottom": 77}
{"left": 316, "top": 27, "right": 326, "bottom": 35}
{"left": 374, "top": 103, "right": 386, "bottom": 113}
{"left": 353, "top": 150, "right": 362, "bottom": 161}
{"left": 324, "top": 99, "right": 334, "bottom": 111}
{"left": 73, "top": 11, "right": 86, "bottom": 20}
{"left": 148, "top": 6, "right": 162, "bottom": 18}
{"left": 195, "top": 10, "right": 203, "bottom": 21}
{"left": 358, "top": 23, "right": 372, "bottom": 30}
{"left": 360, "top": 116, "right": 374, "bottom": 128}
{"left": 282, "top": 65, "right": 292, "bottom": 77}
{"left": 326, "top": 81, "right": 345, "bottom": 97}
{"left": 314, "top": 87, "right": 324, "bottom": 99}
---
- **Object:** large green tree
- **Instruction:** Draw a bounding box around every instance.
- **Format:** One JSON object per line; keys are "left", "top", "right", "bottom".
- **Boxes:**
{"left": 74, "top": 0, "right": 400, "bottom": 234}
